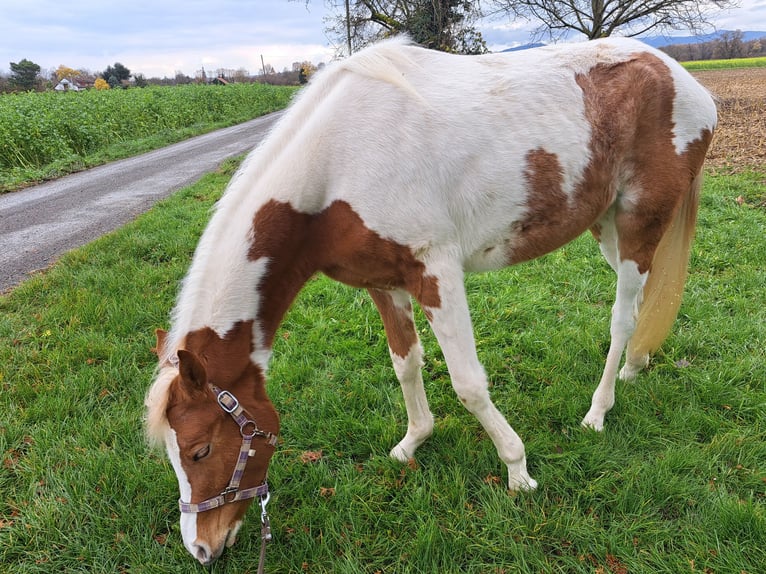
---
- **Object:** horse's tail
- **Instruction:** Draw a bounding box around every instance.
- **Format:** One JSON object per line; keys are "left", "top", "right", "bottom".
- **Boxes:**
{"left": 624, "top": 171, "right": 702, "bottom": 370}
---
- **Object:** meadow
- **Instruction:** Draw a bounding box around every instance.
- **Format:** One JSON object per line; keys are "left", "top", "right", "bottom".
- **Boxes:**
{"left": 682, "top": 56, "right": 766, "bottom": 71}
{"left": 1, "top": 162, "right": 764, "bottom": 572}
{"left": 0, "top": 83, "right": 297, "bottom": 192}
{"left": 1, "top": 66, "right": 765, "bottom": 573}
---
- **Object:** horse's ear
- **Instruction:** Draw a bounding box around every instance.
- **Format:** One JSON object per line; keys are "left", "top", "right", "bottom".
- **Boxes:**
{"left": 153, "top": 329, "right": 168, "bottom": 357}
{"left": 152, "top": 329, "right": 168, "bottom": 357}
{"left": 177, "top": 349, "right": 208, "bottom": 392}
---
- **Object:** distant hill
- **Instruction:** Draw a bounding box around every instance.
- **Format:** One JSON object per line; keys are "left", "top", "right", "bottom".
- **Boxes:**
{"left": 638, "top": 30, "right": 766, "bottom": 48}
{"left": 502, "top": 42, "right": 546, "bottom": 52}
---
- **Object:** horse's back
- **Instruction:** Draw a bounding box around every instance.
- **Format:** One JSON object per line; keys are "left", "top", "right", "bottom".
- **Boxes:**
{"left": 229, "top": 37, "right": 716, "bottom": 276}
{"left": 302, "top": 38, "right": 714, "bottom": 267}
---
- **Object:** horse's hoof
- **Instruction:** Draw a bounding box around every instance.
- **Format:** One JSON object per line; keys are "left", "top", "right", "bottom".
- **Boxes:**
{"left": 581, "top": 414, "right": 605, "bottom": 432}
{"left": 389, "top": 444, "right": 411, "bottom": 463}
{"left": 508, "top": 474, "right": 538, "bottom": 493}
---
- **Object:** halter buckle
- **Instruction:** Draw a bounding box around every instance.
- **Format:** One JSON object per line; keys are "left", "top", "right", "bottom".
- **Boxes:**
{"left": 217, "top": 389, "right": 240, "bottom": 413}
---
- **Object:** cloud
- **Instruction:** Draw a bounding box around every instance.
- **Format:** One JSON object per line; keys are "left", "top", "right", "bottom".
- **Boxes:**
{"left": 0, "top": 0, "right": 333, "bottom": 77}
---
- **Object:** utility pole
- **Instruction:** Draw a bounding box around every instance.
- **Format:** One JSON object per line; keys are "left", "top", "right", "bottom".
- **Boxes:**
{"left": 345, "top": 0, "right": 352, "bottom": 56}
{"left": 261, "top": 54, "right": 267, "bottom": 76}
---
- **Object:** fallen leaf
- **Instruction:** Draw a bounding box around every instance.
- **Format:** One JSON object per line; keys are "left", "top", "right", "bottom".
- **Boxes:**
{"left": 153, "top": 533, "right": 167, "bottom": 545}
{"left": 606, "top": 553, "right": 628, "bottom": 574}
{"left": 319, "top": 487, "right": 335, "bottom": 497}
{"left": 299, "top": 450, "right": 323, "bottom": 464}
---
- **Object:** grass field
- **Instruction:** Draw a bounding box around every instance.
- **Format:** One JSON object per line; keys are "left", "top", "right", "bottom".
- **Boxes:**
{"left": 1, "top": 156, "right": 763, "bottom": 573}
{"left": 0, "top": 83, "right": 297, "bottom": 192}
{"left": 682, "top": 56, "right": 766, "bottom": 71}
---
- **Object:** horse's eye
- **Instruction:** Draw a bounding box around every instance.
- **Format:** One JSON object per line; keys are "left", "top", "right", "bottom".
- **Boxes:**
{"left": 192, "top": 445, "right": 210, "bottom": 461}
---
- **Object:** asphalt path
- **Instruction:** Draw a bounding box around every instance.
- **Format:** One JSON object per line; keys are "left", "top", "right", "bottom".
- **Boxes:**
{"left": 0, "top": 111, "right": 284, "bottom": 293}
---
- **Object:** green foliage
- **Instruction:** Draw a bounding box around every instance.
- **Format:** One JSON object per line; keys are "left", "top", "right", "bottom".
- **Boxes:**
{"left": 0, "top": 83, "right": 297, "bottom": 191}
{"left": 102, "top": 62, "right": 131, "bottom": 88}
{"left": 405, "top": 0, "right": 487, "bottom": 53}
{"left": 333, "top": 1, "right": 486, "bottom": 55}
{"left": 0, "top": 166, "right": 763, "bottom": 572}
{"left": 9, "top": 59, "right": 41, "bottom": 91}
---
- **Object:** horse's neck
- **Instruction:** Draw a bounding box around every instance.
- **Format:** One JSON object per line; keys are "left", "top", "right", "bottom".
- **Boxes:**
{"left": 170, "top": 190, "right": 318, "bottom": 368}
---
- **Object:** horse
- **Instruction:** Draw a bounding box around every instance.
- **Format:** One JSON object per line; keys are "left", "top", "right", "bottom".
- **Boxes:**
{"left": 145, "top": 36, "right": 716, "bottom": 565}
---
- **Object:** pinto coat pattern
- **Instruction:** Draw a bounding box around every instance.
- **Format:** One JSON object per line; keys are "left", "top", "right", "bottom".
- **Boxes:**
{"left": 146, "top": 37, "right": 716, "bottom": 565}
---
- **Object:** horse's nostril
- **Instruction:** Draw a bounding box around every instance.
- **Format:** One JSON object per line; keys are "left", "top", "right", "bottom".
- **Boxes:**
{"left": 192, "top": 541, "right": 214, "bottom": 565}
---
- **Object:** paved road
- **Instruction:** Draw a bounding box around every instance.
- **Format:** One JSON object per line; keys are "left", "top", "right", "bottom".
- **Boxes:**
{"left": 0, "top": 111, "right": 283, "bottom": 293}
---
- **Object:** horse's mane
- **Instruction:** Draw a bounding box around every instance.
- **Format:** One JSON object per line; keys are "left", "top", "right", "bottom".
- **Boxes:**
{"left": 145, "top": 366, "right": 177, "bottom": 447}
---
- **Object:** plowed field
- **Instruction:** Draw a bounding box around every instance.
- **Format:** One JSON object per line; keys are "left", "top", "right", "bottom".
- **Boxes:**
{"left": 692, "top": 67, "right": 766, "bottom": 172}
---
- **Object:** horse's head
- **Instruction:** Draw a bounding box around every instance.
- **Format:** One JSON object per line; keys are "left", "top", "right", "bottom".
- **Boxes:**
{"left": 147, "top": 328, "right": 279, "bottom": 565}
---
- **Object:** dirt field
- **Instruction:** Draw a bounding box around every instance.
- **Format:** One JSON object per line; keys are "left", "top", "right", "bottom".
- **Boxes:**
{"left": 691, "top": 67, "right": 766, "bottom": 172}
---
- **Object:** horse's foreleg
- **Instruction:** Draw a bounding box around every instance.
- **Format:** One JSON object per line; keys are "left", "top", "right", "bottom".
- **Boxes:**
{"left": 581, "top": 258, "right": 647, "bottom": 431}
{"left": 368, "top": 288, "right": 434, "bottom": 462}
{"left": 418, "top": 266, "right": 537, "bottom": 492}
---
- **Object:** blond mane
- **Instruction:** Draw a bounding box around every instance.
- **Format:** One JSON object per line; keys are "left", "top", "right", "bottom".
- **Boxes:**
{"left": 144, "top": 366, "right": 177, "bottom": 448}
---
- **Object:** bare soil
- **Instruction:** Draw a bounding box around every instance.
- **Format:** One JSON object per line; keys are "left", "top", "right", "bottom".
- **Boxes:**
{"left": 692, "top": 67, "right": 766, "bottom": 172}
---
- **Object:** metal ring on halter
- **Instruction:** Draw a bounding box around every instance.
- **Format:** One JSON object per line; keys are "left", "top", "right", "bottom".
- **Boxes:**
{"left": 240, "top": 419, "right": 259, "bottom": 439}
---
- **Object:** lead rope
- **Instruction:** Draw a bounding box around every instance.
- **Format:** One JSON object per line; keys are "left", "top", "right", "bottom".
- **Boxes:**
{"left": 257, "top": 491, "right": 272, "bottom": 574}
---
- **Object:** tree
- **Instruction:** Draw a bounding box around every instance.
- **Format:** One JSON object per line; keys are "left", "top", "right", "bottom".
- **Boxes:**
{"left": 324, "top": 0, "right": 487, "bottom": 55}
{"left": 10, "top": 59, "right": 41, "bottom": 91}
{"left": 298, "top": 61, "right": 318, "bottom": 83}
{"left": 102, "top": 62, "right": 131, "bottom": 88}
{"left": 55, "top": 65, "right": 81, "bottom": 82}
{"left": 490, "top": 0, "right": 740, "bottom": 40}
{"left": 93, "top": 77, "right": 110, "bottom": 90}
{"left": 713, "top": 29, "right": 745, "bottom": 58}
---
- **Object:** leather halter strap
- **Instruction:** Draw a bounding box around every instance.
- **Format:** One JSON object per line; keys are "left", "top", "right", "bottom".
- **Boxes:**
{"left": 178, "top": 384, "right": 278, "bottom": 514}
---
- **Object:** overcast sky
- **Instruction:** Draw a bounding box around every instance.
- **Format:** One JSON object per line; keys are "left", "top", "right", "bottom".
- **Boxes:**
{"left": 1, "top": 0, "right": 765, "bottom": 78}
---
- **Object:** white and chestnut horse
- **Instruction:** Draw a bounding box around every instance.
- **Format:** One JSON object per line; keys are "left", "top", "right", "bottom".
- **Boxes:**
{"left": 146, "top": 37, "right": 716, "bottom": 565}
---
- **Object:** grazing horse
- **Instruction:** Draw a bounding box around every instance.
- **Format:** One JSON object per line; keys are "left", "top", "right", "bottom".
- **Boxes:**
{"left": 145, "top": 36, "right": 716, "bottom": 565}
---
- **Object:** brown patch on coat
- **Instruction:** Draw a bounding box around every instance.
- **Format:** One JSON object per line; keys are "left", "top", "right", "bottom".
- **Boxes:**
{"left": 248, "top": 199, "right": 440, "bottom": 347}
{"left": 510, "top": 148, "right": 607, "bottom": 264}
{"left": 509, "top": 52, "right": 713, "bottom": 273}
{"left": 576, "top": 53, "right": 712, "bottom": 273}
{"left": 368, "top": 289, "right": 418, "bottom": 358}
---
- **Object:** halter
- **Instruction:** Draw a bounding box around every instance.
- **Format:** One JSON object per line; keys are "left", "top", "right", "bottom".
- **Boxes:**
{"left": 178, "top": 384, "right": 278, "bottom": 570}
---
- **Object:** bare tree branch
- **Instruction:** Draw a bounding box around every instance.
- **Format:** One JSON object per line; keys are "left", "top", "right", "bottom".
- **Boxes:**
{"left": 490, "top": 0, "right": 740, "bottom": 40}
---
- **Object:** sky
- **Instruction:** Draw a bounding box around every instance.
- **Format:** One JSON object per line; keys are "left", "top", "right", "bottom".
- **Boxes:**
{"left": 1, "top": 0, "right": 765, "bottom": 79}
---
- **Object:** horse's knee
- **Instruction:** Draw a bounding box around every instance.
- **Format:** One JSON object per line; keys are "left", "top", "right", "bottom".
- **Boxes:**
{"left": 451, "top": 374, "right": 490, "bottom": 413}
{"left": 390, "top": 343, "right": 424, "bottom": 381}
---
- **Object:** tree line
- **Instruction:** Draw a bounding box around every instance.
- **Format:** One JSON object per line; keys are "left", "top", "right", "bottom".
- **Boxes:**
{"left": 0, "top": 59, "right": 321, "bottom": 94}
{"left": 660, "top": 30, "right": 765, "bottom": 60}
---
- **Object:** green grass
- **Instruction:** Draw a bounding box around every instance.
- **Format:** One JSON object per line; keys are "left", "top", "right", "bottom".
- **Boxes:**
{"left": 681, "top": 56, "right": 766, "bottom": 71}
{"left": 0, "top": 83, "right": 298, "bottom": 192}
{"left": 0, "top": 161, "right": 764, "bottom": 573}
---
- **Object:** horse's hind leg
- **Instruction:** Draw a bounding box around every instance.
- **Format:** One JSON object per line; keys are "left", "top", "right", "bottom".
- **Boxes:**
{"left": 581, "top": 256, "right": 647, "bottom": 431}
{"left": 416, "top": 264, "right": 537, "bottom": 492}
{"left": 368, "top": 288, "right": 434, "bottom": 462}
{"left": 582, "top": 175, "right": 695, "bottom": 430}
